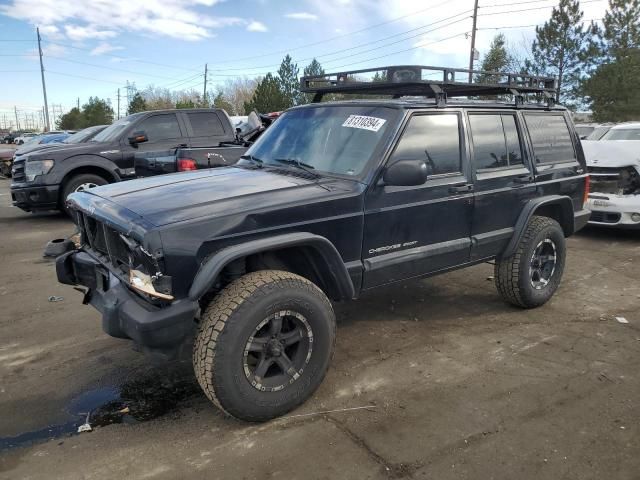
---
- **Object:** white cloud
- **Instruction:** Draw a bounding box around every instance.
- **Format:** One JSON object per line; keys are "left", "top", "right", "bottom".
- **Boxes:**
{"left": 64, "top": 25, "right": 117, "bottom": 41}
{"left": 285, "top": 12, "right": 319, "bottom": 21}
{"left": 247, "top": 20, "right": 268, "bottom": 32}
{"left": 0, "top": 0, "right": 243, "bottom": 42}
{"left": 90, "top": 42, "right": 125, "bottom": 56}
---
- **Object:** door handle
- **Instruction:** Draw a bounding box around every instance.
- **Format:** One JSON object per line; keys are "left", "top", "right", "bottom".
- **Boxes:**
{"left": 513, "top": 174, "right": 534, "bottom": 184}
{"left": 449, "top": 184, "right": 474, "bottom": 194}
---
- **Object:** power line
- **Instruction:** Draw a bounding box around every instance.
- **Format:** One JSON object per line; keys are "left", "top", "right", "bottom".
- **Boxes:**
{"left": 478, "top": 0, "right": 605, "bottom": 16}
{"left": 477, "top": 17, "right": 603, "bottom": 30}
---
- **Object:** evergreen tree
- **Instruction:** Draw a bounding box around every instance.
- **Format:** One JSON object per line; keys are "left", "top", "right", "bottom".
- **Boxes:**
{"left": 581, "top": 0, "right": 640, "bottom": 120}
{"left": 475, "top": 34, "right": 513, "bottom": 83}
{"left": 175, "top": 99, "right": 197, "bottom": 109}
{"left": 244, "top": 73, "right": 289, "bottom": 113}
{"left": 530, "top": 0, "right": 594, "bottom": 105}
{"left": 127, "top": 92, "right": 147, "bottom": 114}
{"left": 81, "top": 97, "right": 114, "bottom": 127}
{"left": 598, "top": 0, "right": 640, "bottom": 59}
{"left": 56, "top": 107, "right": 84, "bottom": 130}
{"left": 302, "top": 58, "right": 325, "bottom": 103}
{"left": 277, "top": 54, "right": 302, "bottom": 107}
{"left": 212, "top": 90, "right": 235, "bottom": 114}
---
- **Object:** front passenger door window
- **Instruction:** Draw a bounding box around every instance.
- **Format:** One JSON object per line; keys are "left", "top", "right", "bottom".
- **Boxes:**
{"left": 391, "top": 114, "right": 461, "bottom": 175}
{"left": 136, "top": 114, "right": 183, "bottom": 143}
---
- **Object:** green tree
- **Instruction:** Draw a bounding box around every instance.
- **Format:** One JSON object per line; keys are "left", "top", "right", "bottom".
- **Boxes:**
{"left": 302, "top": 58, "right": 325, "bottom": 103}
{"left": 582, "top": 51, "right": 640, "bottom": 121}
{"left": 56, "top": 107, "right": 84, "bottom": 130}
{"left": 127, "top": 92, "right": 147, "bottom": 114}
{"left": 598, "top": 0, "right": 640, "bottom": 60}
{"left": 175, "top": 99, "right": 196, "bottom": 109}
{"left": 244, "top": 73, "right": 289, "bottom": 113}
{"left": 277, "top": 54, "right": 302, "bottom": 107}
{"left": 475, "top": 34, "right": 513, "bottom": 82}
{"left": 530, "top": 0, "right": 595, "bottom": 105}
{"left": 81, "top": 97, "right": 114, "bottom": 127}
{"left": 581, "top": 0, "right": 640, "bottom": 120}
{"left": 212, "top": 90, "right": 235, "bottom": 114}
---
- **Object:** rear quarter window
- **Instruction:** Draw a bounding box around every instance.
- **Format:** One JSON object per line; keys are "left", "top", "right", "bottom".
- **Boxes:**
{"left": 523, "top": 113, "right": 576, "bottom": 164}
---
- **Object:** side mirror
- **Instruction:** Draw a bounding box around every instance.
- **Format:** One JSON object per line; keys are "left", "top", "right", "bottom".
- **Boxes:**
{"left": 128, "top": 131, "right": 148, "bottom": 145}
{"left": 382, "top": 159, "right": 428, "bottom": 186}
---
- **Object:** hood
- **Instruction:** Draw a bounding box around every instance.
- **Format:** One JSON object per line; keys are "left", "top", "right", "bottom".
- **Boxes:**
{"left": 15, "top": 142, "right": 68, "bottom": 157}
{"left": 26, "top": 141, "right": 113, "bottom": 160}
{"left": 583, "top": 140, "right": 640, "bottom": 169}
{"left": 82, "top": 167, "right": 354, "bottom": 226}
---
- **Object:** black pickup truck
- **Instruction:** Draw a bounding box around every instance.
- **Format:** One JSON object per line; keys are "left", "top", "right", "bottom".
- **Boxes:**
{"left": 56, "top": 66, "right": 590, "bottom": 422}
{"left": 11, "top": 108, "right": 237, "bottom": 214}
{"left": 133, "top": 112, "right": 278, "bottom": 177}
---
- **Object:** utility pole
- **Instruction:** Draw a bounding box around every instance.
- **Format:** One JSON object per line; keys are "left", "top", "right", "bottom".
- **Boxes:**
{"left": 203, "top": 63, "right": 208, "bottom": 106}
{"left": 77, "top": 97, "right": 80, "bottom": 110}
{"left": 14, "top": 106, "right": 20, "bottom": 131}
{"left": 468, "top": 0, "right": 479, "bottom": 82}
{"left": 117, "top": 88, "right": 121, "bottom": 119}
{"left": 37, "top": 27, "right": 51, "bottom": 132}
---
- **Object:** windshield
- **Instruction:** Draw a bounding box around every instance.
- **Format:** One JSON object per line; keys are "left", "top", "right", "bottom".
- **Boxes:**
{"left": 602, "top": 128, "right": 640, "bottom": 141}
{"left": 91, "top": 115, "right": 139, "bottom": 143}
{"left": 575, "top": 126, "right": 594, "bottom": 137}
{"left": 585, "top": 126, "right": 610, "bottom": 140}
{"left": 244, "top": 105, "right": 398, "bottom": 176}
{"left": 65, "top": 126, "right": 105, "bottom": 144}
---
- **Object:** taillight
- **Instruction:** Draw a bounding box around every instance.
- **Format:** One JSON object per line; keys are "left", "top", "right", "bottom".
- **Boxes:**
{"left": 583, "top": 175, "right": 590, "bottom": 206}
{"left": 177, "top": 158, "right": 197, "bottom": 171}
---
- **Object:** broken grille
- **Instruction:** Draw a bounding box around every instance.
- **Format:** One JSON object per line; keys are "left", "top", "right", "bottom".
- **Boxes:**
{"left": 76, "top": 210, "right": 132, "bottom": 272}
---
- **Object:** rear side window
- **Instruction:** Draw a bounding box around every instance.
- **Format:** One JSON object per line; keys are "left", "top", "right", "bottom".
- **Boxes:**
{"left": 187, "top": 112, "right": 226, "bottom": 137}
{"left": 524, "top": 113, "right": 576, "bottom": 164}
{"left": 136, "top": 114, "right": 182, "bottom": 141}
{"left": 391, "top": 114, "right": 461, "bottom": 175}
{"left": 469, "top": 113, "right": 523, "bottom": 169}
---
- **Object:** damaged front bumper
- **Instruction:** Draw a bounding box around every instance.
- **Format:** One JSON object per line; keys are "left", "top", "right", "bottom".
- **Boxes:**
{"left": 56, "top": 250, "right": 199, "bottom": 352}
{"left": 586, "top": 193, "right": 640, "bottom": 229}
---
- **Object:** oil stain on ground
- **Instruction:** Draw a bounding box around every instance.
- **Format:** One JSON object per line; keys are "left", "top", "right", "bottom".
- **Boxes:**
{"left": 0, "top": 365, "right": 201, "bottom": 452}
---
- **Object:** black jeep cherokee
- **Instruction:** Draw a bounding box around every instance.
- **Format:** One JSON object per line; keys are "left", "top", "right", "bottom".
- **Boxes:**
{"left": 55, "top": 66, "right": 590, "bottom": 421}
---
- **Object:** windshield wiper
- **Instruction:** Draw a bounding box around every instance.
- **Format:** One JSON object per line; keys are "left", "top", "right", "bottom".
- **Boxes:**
{"left": 273, "top": 158, "right": 319, "bottom": 177}
{"left": 239, "top": 154, "right": 264, "bottom": 168}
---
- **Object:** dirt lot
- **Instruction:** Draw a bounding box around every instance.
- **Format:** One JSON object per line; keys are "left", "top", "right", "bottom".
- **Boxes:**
{"left": 0, "top": 177, "right": 639, "bottom": 480}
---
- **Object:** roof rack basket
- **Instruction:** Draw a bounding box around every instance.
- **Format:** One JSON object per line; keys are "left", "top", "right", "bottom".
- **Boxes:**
{"left": 300, "top": 65, "right": 557, "bottom": 107}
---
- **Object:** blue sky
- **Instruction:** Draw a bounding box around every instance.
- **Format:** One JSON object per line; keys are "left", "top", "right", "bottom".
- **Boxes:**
{"left": 0, "top": 0, "right": 608, "bottom": 129}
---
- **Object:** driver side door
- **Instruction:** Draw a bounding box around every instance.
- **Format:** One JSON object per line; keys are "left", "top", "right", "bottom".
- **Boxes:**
{"left": 362, "top": 111, "right": 474, "bottom": 289}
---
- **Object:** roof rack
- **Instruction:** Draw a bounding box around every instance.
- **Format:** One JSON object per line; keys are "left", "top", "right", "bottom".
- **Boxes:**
{"left": 300, "top": 65, "right": 557, "bottom": 107}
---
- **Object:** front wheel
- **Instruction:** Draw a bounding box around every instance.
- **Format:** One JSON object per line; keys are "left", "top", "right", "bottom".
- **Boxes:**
{"left": 495, "top": 216, "right": 566, "bottom": 308}
{"left": 61, "top": 173, "right": 108, "bottom": 215}
{"left": 193, "top": 270, "right": 336, "bottom": 421}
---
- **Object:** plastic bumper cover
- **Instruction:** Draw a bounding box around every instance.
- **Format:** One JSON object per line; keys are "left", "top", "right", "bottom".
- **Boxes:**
{"left": 11, "top": 184, "right": 59, "bottom": 211}
{"left": 586, "top": 194, "right": 640, "bottom": 229}
{"left": 56, "top": 250, "right": 199, "bottom": 349}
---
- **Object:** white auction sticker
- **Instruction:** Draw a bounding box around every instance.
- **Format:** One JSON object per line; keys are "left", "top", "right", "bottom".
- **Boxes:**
{"left": 342, "top": 115, "right": 386, "bottom": 132}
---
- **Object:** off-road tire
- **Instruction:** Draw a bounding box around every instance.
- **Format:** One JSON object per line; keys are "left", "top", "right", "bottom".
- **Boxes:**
{"left": 193, "top": 270, "right": 336, "bottom": 422}
{"left": 61, "top": 173, "right": 108, "bottom": 215}
{"left": 495, "top": 215, "right": 566, "bottom": 308}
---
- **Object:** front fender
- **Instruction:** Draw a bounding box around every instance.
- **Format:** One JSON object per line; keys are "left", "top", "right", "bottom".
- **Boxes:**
{"left": 188, "top": 232, "right": 355, "bottom": 301}
{"left": 50, "top": 155, "right": 122, "bottom": 184}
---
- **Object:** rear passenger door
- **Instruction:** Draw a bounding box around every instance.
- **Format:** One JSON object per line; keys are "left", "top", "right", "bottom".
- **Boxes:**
{"left": 362, "top": 111, "right": 474, "bottom": 289}
{"left": 467, "top": 111, "right": 536, "bottom": 259}
{"left": 184, "top": 111, "right": 233, "bottom": 148}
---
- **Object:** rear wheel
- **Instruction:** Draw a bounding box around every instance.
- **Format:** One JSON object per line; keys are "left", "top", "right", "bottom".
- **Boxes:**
{"left": 61, "top": 173, "right": 108, "bottom": 215}
{"left": 495, "top": 215, "right": 566, "bottom": 308}
{"left": 193, "top": 270, "right": 336, "bottom": 422}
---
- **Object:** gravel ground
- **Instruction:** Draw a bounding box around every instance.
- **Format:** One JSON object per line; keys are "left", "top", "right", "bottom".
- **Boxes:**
{"left": 0, "top": 178, "right": 639, "bottom": 480}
